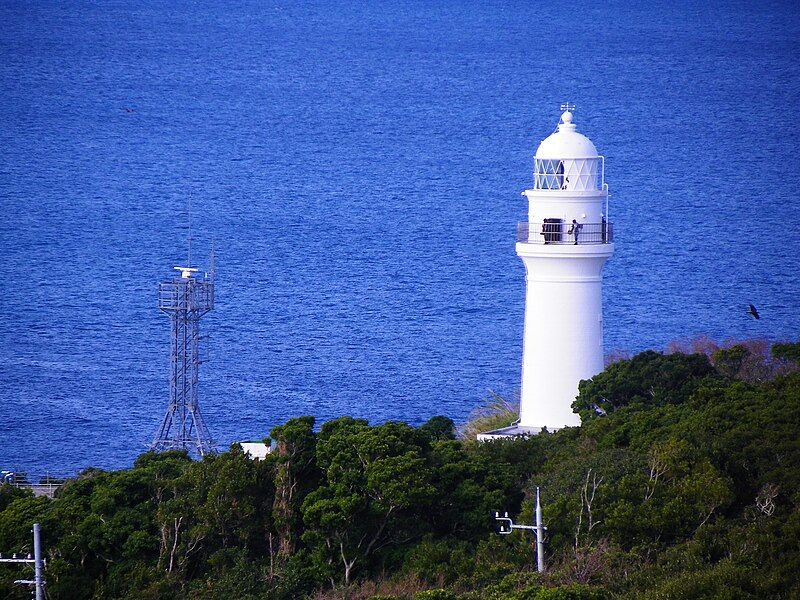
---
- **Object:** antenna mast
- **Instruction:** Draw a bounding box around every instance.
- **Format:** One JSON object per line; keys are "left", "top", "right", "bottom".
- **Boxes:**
{"left": 187, "top": 194, "right": 193, "bottom": 268}
{"left": 209, "top": 239, "right": 216, "bottom": 281}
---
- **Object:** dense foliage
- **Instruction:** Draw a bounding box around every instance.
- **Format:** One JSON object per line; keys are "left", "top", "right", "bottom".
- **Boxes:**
{"left": 1, "top": 340, "right": 799, "bottom": 599}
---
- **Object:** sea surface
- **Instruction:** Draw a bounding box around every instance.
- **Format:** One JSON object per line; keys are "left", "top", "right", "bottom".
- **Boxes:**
{"left": 1, "top": 0, "right": 799, "bottom": 477}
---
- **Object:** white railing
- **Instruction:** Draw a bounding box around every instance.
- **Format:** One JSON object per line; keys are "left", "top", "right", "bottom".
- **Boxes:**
{"left": 517, "top": 221, "right": 613, "bottom": 245}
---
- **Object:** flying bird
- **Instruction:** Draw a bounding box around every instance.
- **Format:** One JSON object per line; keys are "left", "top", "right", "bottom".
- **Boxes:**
{"left": 748, "top": 304, "right": 760, "bottom": 320}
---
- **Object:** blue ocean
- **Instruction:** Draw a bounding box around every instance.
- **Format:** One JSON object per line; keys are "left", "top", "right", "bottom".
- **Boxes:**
{"left": 1, "top": 0, "right": 799, "bottom": 477}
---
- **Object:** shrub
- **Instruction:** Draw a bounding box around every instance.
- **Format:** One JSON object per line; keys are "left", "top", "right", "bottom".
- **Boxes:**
{"left": 413, "top": 590, "right": 457, "bottom": 600}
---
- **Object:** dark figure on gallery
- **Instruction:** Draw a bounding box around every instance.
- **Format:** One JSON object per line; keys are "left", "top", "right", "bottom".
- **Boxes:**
{"left": 568, "top": 219, "right": 582, "bottom": 244}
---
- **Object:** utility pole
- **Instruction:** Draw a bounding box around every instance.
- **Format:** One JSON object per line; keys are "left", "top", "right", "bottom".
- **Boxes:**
{"left": 534, "top": 486, "right": 545, "bottom": 573}
{"left": 0, "top": 522, "right": 45, "bottom": 599}
{"left": 493, "top": 487, "right": 547, "bottom": 573}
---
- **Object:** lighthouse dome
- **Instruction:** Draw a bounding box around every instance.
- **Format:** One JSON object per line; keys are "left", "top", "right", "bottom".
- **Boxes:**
{"left": 535, "top": 111, "right": 598, "bottom": 159}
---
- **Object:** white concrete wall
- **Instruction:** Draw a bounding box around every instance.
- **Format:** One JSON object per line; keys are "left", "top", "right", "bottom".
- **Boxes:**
{"left": 239, "top": 442, "right": 271, "bottom": 460}
{"left": 524, "top": 189, "right": 606, "bottom": 227}
{"left": 516, "top": 243, "right": 613, "bottom": 429}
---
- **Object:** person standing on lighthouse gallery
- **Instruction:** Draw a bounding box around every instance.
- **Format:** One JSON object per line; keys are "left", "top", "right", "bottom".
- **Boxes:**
{"left": 568, "top": 219, "right": 582, "bottom": 244}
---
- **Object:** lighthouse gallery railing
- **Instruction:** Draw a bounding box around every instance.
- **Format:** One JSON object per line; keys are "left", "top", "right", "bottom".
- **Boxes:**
{"left": 517, "top": 222, "right": 613, "bottom": 245}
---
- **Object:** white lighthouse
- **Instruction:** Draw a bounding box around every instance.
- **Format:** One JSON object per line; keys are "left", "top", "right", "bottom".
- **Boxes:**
{"left": 480, "top": 105, "right": 614, "bottom": 439}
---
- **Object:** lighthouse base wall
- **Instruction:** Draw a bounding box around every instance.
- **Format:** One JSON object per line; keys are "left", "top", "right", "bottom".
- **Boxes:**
{"left": 476, "top": 424, "right": 546, "bottom": 441}
{"left": 516, "top": 245, "right": 612, "bottom": 430}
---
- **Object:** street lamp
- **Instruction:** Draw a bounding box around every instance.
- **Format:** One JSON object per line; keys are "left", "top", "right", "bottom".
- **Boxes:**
{"left": 492, "top": 486, "right": 547, "bottom": 573}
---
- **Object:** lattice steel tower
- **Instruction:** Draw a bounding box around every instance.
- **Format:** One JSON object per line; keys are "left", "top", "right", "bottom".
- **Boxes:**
{"left": 151, "top": 264, "right": 216, "bottom": 456}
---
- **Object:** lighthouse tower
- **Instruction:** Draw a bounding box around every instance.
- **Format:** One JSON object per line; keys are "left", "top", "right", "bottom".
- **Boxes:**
{"left": 480, "top": 105, "right": 614, "bottom": 439}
